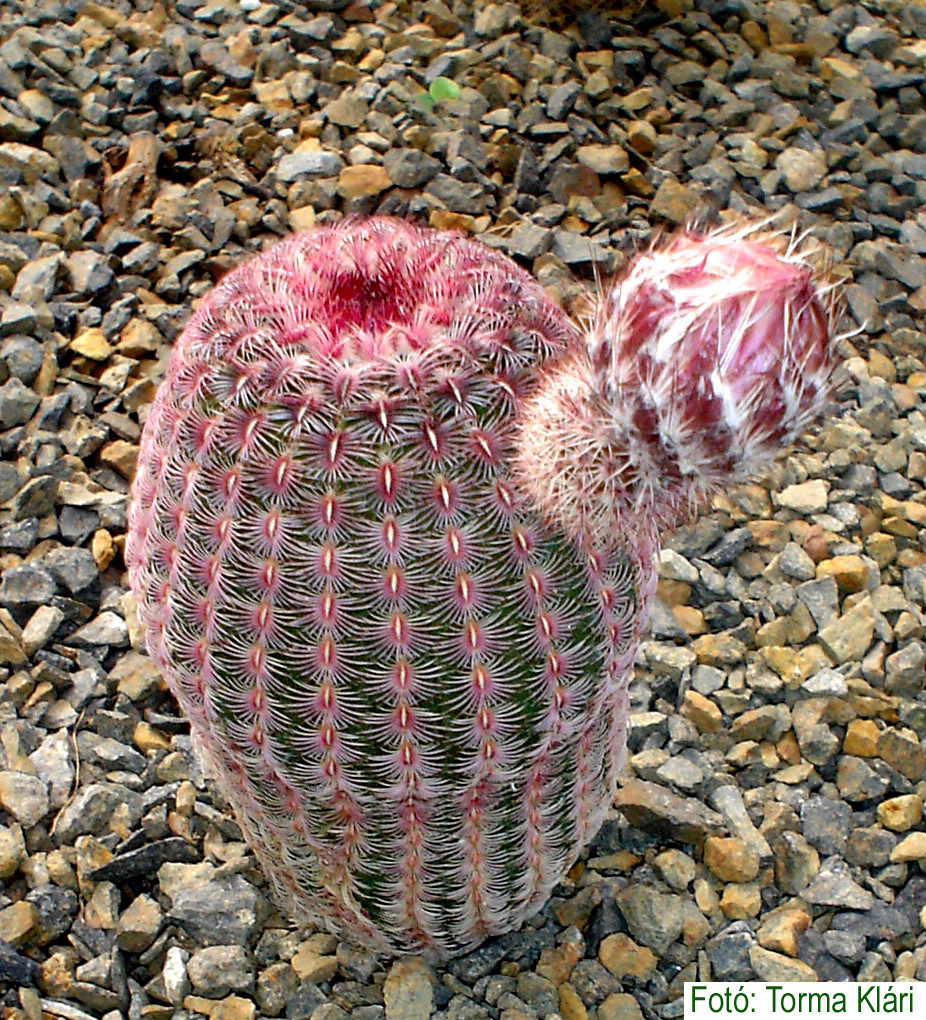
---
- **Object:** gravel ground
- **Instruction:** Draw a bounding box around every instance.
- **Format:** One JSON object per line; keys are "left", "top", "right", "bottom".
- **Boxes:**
{"left": 1, "top": 0, "right": 926, "bottom": 1017}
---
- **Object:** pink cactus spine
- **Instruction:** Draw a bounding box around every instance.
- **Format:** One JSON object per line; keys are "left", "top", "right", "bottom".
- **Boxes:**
{"left": 126, "top": 216, "right": 840, "bottom": 959}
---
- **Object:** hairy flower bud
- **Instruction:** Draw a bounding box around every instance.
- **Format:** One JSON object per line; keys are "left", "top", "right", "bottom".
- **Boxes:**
{"left": 519, "top": 221, "right": 842, "bottom": 551}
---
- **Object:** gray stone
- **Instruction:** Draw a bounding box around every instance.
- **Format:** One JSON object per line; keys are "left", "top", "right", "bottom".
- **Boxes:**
{"left": 199, "top": 40, "right": 253, "bottom": 85}
{"left": 779, "top": 543, "right": 816, "bottom": 581}
{"left": 11, "top": 253, "right": 62, "bottom": 301}
{"left": 0, "top": 562, "right": 57, "bottom": 608}
{"left": 0, "top": 376, "right": 39, "bottom": 426}
{"left": 168, "top": 874, "right": 263, "bottom": 946}
{"left": 425, "top": 174, "right": 487, "bottom": 214}
{"left": 26, "top": 884, "right": 78, "bottom": 946}
{"left": 801, "top": 797, "right": 852, "bottom": 856}
{"left": 76, "top": 733, "right": 146, "bottom": 774}
{"left": 383, "top": 148, "right": 441, "bottom": 189}
{"left": 569, "top": 959, "right": 623, "bottom": 1006}
{"left": 1, "top": 335, "right": 43, "bottom": 381}
{"left": 10, "top": 476, "right": 57, "bottom": 520}
{"left": 162, "top": 946, "right": 191, "bottom": 1007}
{"left": 656, "top": 755, "right": 704, "bottom": 793}
{"left": 547, "top": 81, "right": 581, "bottom": 119}
{"left": 43, "top": 545, "right": 99, "bottom": 594}
{"left": 885, "top": 641, "right": 925, "bottom": 694}
{"left": 0, "top": 517, "right": 37, "bottom": 552}
{"left": 845, "top": 25, "right": 899, "bottom": 59}
{"left": 616, "top": 886, "right": 685, "bottom": 955}
{"left": 188, "top": 945, "right": 255, "bottom": 997}
{"left": 823, "top": 930, "right": 865, "bottom": 965}
{"left": 0, "top": 461, "right": 19, "bottom": 503}
{"left": 0, "top": 771, "right": 49, "bottom": 828}
{"left": 277, "top": 150, "right": 344, "bottom": 181}
{"left": 801, "top": 669, "right": 848, "bottom": 697}
{"left": 614, "top": 779, "right": 723, "bottom": 847}
{"left": 29, "top": 731, "right": 73, "bottom": 810}
{"left": 54, "top": 783, "right": 143, "bottom": 843}
{"left": 710, "top": 785, "right": 772, "bottom": 862}
{"left": 506, "top": 222, "right": 553, "bottom": 260}
{"left": 837, "top": 756, "right": 890, "bottom": 802}
{"left": 64, "top": 250, "right": 113, "bottom": 295}
{"left": 706, "top": 926, "right": 755, "bottom": 981}
{"left": 552, "top": 230, "right": 609, "bottom": 266}
{"left": 797, "top": 577, "right": 839, "bottom": 629}
{"left": 67, "top": 611, "right": 129, "bottom": 648}
{"left": 802, "top": 860, "right": 874, "bottom": 911}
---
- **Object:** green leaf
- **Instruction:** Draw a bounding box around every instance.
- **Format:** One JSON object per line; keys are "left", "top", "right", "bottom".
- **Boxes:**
{"left": 429, "top": 76, "right": 460, "bottom": 103}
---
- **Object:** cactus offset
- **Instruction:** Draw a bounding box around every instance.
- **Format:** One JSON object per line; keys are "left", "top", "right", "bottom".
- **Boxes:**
{"left": 127, "top": 216, "right": 839, "bottom": 959}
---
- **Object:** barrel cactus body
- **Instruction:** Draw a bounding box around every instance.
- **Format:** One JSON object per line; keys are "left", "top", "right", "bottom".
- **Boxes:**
{"left": 126, "top": 217, "right": 839, "bottom": 959}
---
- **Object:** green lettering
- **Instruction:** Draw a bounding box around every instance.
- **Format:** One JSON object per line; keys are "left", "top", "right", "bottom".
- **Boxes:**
{"left": 858, "top": 987, "right": 878, "bottom": 1012}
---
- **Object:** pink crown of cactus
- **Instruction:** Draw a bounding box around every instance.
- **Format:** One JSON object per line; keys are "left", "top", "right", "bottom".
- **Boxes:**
{"left": 126, "top": 216, "right": 840, "bottom": 959}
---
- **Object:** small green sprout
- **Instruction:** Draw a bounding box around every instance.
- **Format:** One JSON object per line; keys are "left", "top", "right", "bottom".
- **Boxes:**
{"left": 418, "top": 76, "right": 460, "bottom": 109}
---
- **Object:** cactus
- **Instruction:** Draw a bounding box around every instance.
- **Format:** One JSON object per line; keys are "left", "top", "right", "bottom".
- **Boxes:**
{"left": 126, "top": 216, "right": 839, "bottom": 959}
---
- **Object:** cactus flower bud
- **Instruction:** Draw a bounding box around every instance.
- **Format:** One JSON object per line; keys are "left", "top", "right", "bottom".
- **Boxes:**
{"left": 518, "top": 220, "right": 841, "bottom": 550}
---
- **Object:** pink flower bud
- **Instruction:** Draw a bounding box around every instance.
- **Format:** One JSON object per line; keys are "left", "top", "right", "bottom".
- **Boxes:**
{"left": 586, "top": 220, "right": 841, "bottom": 527}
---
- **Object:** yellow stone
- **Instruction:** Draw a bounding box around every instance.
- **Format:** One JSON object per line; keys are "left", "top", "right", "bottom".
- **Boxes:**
{"left": 877, "top": 795, "right": 923, "bottom": 832}
{"left": 40, "top": 949, "right": 77, "bottom": 997}
{"left": 0, "top": 900, "right": 37, "bottom": 946}
{"left": 92, "top": 529, "right": 115, "bottom": 571}
{"left": 843, "top": 718, "right": 879, "bottom": 757}
{"left": 134, "top": 721, "right": 171, "bottom": 753}
{"left": 70, "top": 327, "right": 112, "bottom": 361}
{"left": 760, "top": 646, "right": 802, "bottom": 684}
{"left": 536, "top": 940, "right": 581, "bottom": 984}
{"left": 599, "top": 993, "right": 643, "bottom": 1020}
{"left": 289, "top": 206, "right": 316, "bottom": 232}
{"left": 750, "top": 945, "right": 819, "bottom": 981}
{"left": 681, "top": 690, "right": 722, "bottom": 733}
{"left": 656, "top": 579, "right": 690, "bottom": 606}
{"left": 559, "top": 983, "right": 586, "bottom": 1020}
{"left": 429, "top": 209, "right": 479, "bottom": 233}
{"left": 704, "top": 837, "right": 760, "bottom": 883}
{"left": 757, "top": 904, "right": 811, "bottom": 957}
{"left": 336, "top": 164, "right": 391, "bottom": 199}
{"left": 694, "top": 877, "right": 720, "bottom": 915}
{"left": 672, "top": 605, "right": 707, "bottom": 635}
{"left": 865, "top": 532, "right": 897, "bottom": 567}
{"left": 890, "top": 832, "right": 926, "bottom": 863}
{"left": 116, "top": 318, "right": 161, "bottom": 356}
{"left": 599, "top": 933, "right": 656, "bottom": 981}
{"left": 720, "top": 882, "right": 761, "bottom": 919}
{"left": 821, "top": 56, "right": 862, "bottom": 80}
{"left": 100, "top": 440, "right": 139, "bottom": 481}
{"left": 75, "top": 835, "right": 112, "bottom": 895}
{"left": 184, "top": 996, "right": 217, "bottom": 1015}
{"left": 816, "top": 554, "right": 868, "bottom": 594}
{"left": 680, "top": 900, "right": 711, "bottom": 946}
{"left": 291, "top": 942, "right": 338, "bottom": 982}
